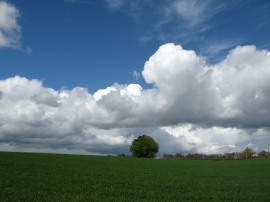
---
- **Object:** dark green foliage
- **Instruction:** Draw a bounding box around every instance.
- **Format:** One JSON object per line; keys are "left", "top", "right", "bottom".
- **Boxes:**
{"left": 242, "top": 147, "right": 255, "bottom": 159}
{"left": 1, "top": 152, "right": 270, "bottom": 201}
{"left": 130, "top": 135, "right": 159, "bottom": 158}
{"left": 258, "top": 150, "right": 269, "bottom": 157}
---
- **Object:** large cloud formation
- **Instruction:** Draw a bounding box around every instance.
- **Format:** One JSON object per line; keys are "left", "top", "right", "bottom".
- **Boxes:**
{"left": 1, "top": 44, "right": 270, "bottom": 155}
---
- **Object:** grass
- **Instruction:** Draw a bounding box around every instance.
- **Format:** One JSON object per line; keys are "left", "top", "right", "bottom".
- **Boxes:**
{"left": 0, "top": 152, "right": 270, "bottom": 201}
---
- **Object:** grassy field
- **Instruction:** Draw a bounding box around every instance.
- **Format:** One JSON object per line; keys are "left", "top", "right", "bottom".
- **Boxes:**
{"left": 0, "top": 152, "right": 270, "bottom": 201}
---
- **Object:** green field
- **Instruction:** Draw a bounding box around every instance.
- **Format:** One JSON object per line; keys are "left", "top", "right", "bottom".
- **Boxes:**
{"left": 0, "top": 152, "right": 270, "bottom": 201}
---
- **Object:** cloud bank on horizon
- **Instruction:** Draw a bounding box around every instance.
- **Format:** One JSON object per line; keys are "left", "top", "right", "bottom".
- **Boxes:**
{"left": 1, "top": 43, "right": 270, "bottom": 155}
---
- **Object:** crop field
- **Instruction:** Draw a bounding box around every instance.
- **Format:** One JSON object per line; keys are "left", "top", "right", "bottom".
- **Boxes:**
{"left": 0, "top": 152, "right": 270, "bottom": 201}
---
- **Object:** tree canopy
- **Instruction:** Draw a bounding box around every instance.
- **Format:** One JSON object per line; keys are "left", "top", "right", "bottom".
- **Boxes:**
{"left": 130, "top": 135, "right": 159, "bottom": 158}
{"left": 242, "top": 147, "right": 255, "bottom": 159}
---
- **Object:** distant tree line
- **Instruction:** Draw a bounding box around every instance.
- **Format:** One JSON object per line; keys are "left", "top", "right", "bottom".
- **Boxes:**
{"left": 118, "top": 138, "right": 269, "bottom": 160}
{"left": 163, "top": 147, "right": 269, "bottom": 160}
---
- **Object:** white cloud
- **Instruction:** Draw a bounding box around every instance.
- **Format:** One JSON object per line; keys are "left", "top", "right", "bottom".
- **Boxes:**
{"left": 0, "top": 1, "right": 21, "bottom": 48}
{"left": 142, "top": 43, "right": 223, "bottom": 125}
{"left": 1, "top": 44, "right": 270, "bottom": 155}
{"left": 120, "top": 84, "right": 142, "bottom": 97}
{"left": 212, "top": 45, "right": 270, "bottom": 128}
{"left": 161, "top": 124, "right": 261, "bottom": 154}
{"left": 93, "top": 86, "right": 117, "bottom": 101}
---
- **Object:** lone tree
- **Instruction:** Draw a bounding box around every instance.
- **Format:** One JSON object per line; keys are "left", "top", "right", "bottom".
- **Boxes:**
{"left": 242, "top": 147, "right": 255, "bottom": 159}
{"left": 130, "top": 135, "right": 159, "bottom": 158}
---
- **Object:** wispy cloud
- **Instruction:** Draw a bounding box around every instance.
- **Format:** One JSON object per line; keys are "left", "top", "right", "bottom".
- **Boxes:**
{"left": 168, "top": 0, "right": 230, "bottom": 28}
{"left": 0, "top": 1, "right": 21, "bottom": 48}
{"left": 104, "top": 0, "right": 249, "bottom": 64}
{"left": 104, "top": 0, "right": 233, "bottom": 46}
{"left": 170, "top": 0, "right": 211, "bottom": 27}
{"left": 104, "top": 0, "right": 125, "bottom": 10}
{"left": 200, "top": 39, "right": 244, "bottom": 61}
{"left": 132, "top": 70, "right": 141, "bottom": 81}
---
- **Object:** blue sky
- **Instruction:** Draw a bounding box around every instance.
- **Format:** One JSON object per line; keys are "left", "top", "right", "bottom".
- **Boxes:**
{"left": 1, "top": 0, "right": 270, "bottom": 155}
{"left": 1, "top": 0, "right": 270, "bottom": 91}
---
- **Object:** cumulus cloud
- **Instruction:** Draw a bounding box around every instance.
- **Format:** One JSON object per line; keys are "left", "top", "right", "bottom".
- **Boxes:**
{"left": 162, "top": 125, "right": 269, "bottom": 154}
{"left": 1, "top": 44, "right": 270, "bottom": 155}
{"left": 142, "top": 44, "right": 223, "bottom": 125}
{"left": 212, "top": 45, "right": 270, "bottom": 128}
{"left": 0, "top": 1, "right": 21, "bottom": 48}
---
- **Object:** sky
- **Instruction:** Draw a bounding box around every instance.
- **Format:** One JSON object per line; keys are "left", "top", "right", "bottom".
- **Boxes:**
{"left": 0, "top": 0, "right": 270, "bottom": 156}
